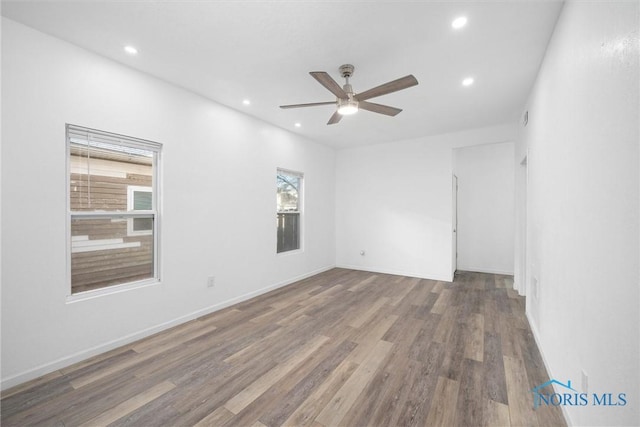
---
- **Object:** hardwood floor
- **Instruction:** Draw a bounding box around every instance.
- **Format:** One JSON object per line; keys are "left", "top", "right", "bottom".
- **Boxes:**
{"left": 1, "top": 269, "right": 566, "bottom": 426}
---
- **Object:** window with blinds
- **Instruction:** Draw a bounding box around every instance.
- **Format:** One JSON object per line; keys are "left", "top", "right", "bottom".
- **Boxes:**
{"left": 67, "top": 124, "right": 161, "bottom": 295}
{"left": 277, "top": 169, "right": 303, "bottom": 253}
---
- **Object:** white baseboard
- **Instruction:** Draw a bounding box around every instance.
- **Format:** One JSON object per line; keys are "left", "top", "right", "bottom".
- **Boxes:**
{"left": 1, "top": 264, "right": 335, "bottom": 391}
{"left": 335, "top": 264, "right": 453, "bottom": 282}
{"left": 457, "top": 266, "right": 514, "bottom": 276}
{"left": 513, "top": 280, "right": 526, "bottom": 296}
{"left": 526, "top": 311, "right": 573, "bottom": 427}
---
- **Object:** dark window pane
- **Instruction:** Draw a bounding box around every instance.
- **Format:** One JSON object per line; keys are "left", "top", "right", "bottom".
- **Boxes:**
{"left": 71, "top": 217, "right": 154, "bottom": 294}
{"left": 277, "top": 212, "right": 300, "bottom": 253}
{"left": 133, "top": 217, "right": 153, "bottom": 231}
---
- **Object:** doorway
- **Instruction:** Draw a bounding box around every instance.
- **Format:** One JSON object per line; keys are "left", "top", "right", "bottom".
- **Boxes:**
{"left": 518, "top": 155, "right": 528, "bottom": 295}
{"left": 452, "top": 174, "right": 458, "bottom": 277}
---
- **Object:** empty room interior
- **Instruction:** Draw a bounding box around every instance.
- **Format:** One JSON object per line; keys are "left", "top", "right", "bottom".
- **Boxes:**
{"left": 1, "top": 1, "right": 639, "bottom": 426}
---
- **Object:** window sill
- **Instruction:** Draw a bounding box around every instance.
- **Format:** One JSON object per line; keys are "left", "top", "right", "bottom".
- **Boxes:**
{"left": 66, "top": 278, "right": 160, "bottom": 303}
{"left": 277, "top": 248, "right": 304, "bottom": 257}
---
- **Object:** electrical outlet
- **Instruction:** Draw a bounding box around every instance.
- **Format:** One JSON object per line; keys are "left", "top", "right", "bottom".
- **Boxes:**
{"left": 207, "top": 276, "right": 215, "bottom": 288}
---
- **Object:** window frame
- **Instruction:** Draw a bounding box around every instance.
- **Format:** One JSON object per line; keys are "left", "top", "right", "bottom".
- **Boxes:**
{"left": 276, "top": 168, "right": 304, "bottom": 254}
{"left": 66, "top": 124, "right": 162, "bottom": 301}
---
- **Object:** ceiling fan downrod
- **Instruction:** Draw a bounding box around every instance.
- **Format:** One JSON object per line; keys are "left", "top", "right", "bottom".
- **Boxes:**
{"left": 338, "top": 64, "right": 358, "bottom": 115}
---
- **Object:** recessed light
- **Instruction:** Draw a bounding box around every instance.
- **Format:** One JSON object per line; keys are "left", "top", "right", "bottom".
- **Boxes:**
{"left": 124, "top": 45, "right": 138, "bottom": 55}
{"left": 242, "top": 99, "right": 251, "bottom": 106}
{"left": 452, "top": 16, "right": 468, "bottom": 29}
{"left": 294, "top": 123, "right": 302, "bottom": 128}
{"left": 462, "top": 77, "right": 474, "bottom": 86}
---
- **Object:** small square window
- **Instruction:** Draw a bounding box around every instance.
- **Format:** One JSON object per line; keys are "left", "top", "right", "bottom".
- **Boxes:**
{"left": 127, "top": 186, "right": 153, "bottom": 236}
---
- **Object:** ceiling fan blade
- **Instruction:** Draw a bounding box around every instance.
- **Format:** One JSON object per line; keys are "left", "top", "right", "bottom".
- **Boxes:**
{"left": 327, "top": 111, "right": 343, "bottom": 125}
{"left": 358, "top": 101, "right": 403, "bottom": 116}
{"left": 355, "top": 75, "right": 419, "bottom": 101}
{"left": 280, "top": 101, "right": 335, "bottom": 109}
{"left": 310, "top": 72, "right": 348, "bottom": 99}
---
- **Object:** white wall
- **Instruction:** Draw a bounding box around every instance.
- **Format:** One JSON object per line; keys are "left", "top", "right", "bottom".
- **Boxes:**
{"left": 335, "top": 124, "right": 517, "bottom": 281}
{"left": 454, "top": 141, "right": 515, "bottom": 275}
{"left": 517, "top": 2, "right": 639, "bottom": 425}
{"left": 0, "top": 18, "right": 336, "bottom": 388}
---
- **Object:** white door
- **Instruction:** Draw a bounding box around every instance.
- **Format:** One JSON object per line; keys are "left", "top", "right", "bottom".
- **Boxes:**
{"left": 452, "top": 175, "right": 458, "bottom": 276}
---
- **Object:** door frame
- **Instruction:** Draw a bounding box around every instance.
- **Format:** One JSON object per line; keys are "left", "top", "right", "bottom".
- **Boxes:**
{"left": 452, "top": 174, "right": 458, "bottom": 278}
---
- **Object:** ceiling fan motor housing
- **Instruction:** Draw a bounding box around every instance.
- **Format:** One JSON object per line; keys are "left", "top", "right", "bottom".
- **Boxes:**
{"left": 339, "top": 64, "right": 355, "bottom": 78}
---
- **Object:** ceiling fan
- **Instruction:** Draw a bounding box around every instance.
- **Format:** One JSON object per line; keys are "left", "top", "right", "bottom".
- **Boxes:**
{"left": 280, "top": 64, "right": 419, "bottom": 125}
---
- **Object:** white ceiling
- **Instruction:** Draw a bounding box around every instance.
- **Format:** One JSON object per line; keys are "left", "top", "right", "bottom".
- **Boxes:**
{"left": 1, "top": 0, "right": 563, "bottom": 148}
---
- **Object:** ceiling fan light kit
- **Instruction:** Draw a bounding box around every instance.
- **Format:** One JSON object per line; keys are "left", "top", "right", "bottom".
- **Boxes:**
{"left": 337, "top": 98, "right": 358, "bottom": 115}
{"left": 280, "top": 64, "right": 418, "bottom": 125}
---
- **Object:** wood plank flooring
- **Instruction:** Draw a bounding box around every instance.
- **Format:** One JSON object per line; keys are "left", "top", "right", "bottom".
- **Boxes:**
{"left": 1, "top": 268, "right": 566, "bottom": 426}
